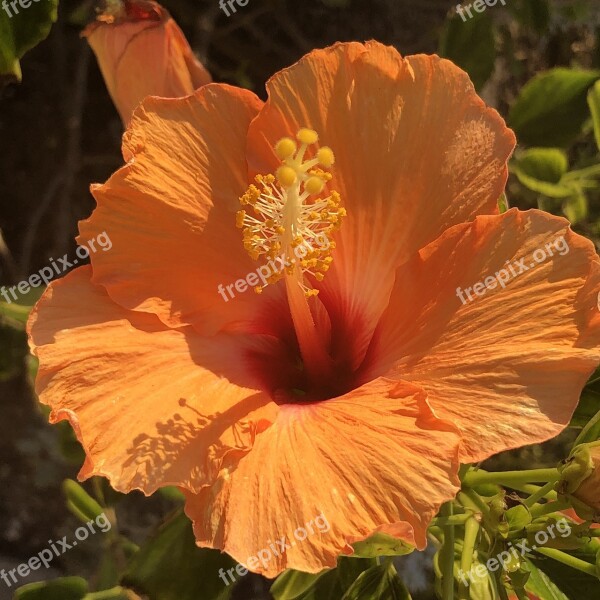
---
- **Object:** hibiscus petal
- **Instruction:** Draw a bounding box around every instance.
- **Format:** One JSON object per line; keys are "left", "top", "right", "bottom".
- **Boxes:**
{"left": 247, "top": 41, "right": 515, "bottom": 368}
{"left": 371, "top": 209, "right": 600, "bottom": 462}
{"left": 78, "top": 84, "right": 265, "bottom": 334}
{"left": 27, "top": 267, "right": 277, "bottom": 494}
{"left": 184, "top": 379, "right": 460, "bottom": 576}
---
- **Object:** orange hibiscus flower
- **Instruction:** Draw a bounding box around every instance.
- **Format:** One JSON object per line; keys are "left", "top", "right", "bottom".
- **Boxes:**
{"left": 27, "top": 41, "right": 600, "bottom": 576}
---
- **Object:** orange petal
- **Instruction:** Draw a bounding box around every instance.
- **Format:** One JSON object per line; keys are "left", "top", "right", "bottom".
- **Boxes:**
{"left": 370, "top": 209, "right": 600, "bottom": 463}
{"left": 27, "top": 266, "right": 277, "bottom": 494}
{"left": 84, "top": 0, "right": 212, "bottom": 124}
{"left": 247, "top": 42, "right": 515, "bottom": 369}
{"left": 184, "top": 379, "right": 460, "bottom": 576}
{"left": 78, "top": 85, "right": 266, "bottom": 335}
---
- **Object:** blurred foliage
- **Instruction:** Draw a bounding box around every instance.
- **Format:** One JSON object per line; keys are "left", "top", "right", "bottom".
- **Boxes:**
{"left": 0, "top": 0, "right": 58, "bottom": 82}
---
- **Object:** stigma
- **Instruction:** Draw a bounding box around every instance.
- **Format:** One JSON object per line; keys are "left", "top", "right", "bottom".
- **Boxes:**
{"left": 237, "top": 128, "right": 345, "bottom": 297}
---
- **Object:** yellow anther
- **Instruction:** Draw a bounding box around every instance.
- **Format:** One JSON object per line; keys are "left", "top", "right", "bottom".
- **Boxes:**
{"left": 256, "top": 173, "right": 275, "bottom": 185}
{"left": 275, "top": 137, "right": 297, "bottom": 160}
{"left": 237, "top": 128, "right": 344, "bottom": 297}
{"left": 317, "top": 146, "right": 335, "bottom": 168}
{"left": 276, "top": 165, "right": 297, "bottom": 188}
{"left": 310, "top": 168, "right": 332, "bottom": 182}
{"left": 297, "top": 128, "right": 319, "bottom": 145}
{"left": 305, "top": 176, "right": 325, "bottom": 195}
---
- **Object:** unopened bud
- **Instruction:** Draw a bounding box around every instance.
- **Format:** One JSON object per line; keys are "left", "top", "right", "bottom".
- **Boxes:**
{"left": 558, "top": 442, "right": 600, "bottom": 518}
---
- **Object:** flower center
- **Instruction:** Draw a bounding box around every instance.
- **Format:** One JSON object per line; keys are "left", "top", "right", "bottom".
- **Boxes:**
{"left": 237, "top": 128, "right": 345, "bottom": 297}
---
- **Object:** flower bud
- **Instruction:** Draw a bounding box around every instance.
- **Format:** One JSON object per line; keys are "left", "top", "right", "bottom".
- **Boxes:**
{"left": 83, "top": 0, "right": 211, "bottom": 125}
{"left": 557, "top": 442, "right": 600, "bottom": 518}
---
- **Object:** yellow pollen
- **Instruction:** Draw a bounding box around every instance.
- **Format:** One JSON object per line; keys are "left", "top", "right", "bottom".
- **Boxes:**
{"left": 297, "top": 128, "right": 319, "bottom": 145}
{"left": 275, "top": 137, "right": 297, "bottom": 160}
{"left": 305, "top": 176, "right": 325, "bottom": 195}
{"left": 237, "top": 127, "right": 345, "bottom": 298}
{"left": 277, "top": 165, "right": 297, "bottom": 188}
{"left": 317, "top": 147, "right": 335, "bottom": 168}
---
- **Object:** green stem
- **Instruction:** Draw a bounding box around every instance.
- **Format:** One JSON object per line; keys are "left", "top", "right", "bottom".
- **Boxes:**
{"left": 463, "top": 468, "right": 559, "bottom": 488}
{"left": 590, "top": 530, "right": 600, "bottom": 537}
{"left": 440, "top": 502, "right": 456, "bottom": 600}
{"left": 458, "top": 517, "right": 480, "bottom": 600}
{"left": 534, "top": 547, "right": 598, "bottom": 577}
{"left": 431, "top": 513, "right": 473, "bottom": 527}
{"left": 458, "top": 489, "right": 491, "bottom": 519}
{"left": 529, "top": 498, "right": 571, "bottom": 519}
{"left": 86, "top": 588, "right": 127, "bottom": 600}
{"left": 523, "top": 480, "right": 558, "bottom": 508}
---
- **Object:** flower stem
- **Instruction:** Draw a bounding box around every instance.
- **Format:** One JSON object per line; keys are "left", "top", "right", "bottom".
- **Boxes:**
{"left": 440, "top": 502, "right": 455, "bottom": 600}
{"left": 523, "top": 480, "right": 558, "bottom": 508}
{"left": 458, "top": 489, "right": 490, "bottom": 519}
{"left": 529, "top": 498, "right": 571, "bottom": 519}
{"left": 430, "top": 513, "right": 473, "bottom": 527}
{"left": 458, "top": 517, "right": 480, "bottom": 600}
{"left": 463, "top": 468, "right": 559, "bottom": 488}
{"left": 534, "top": 547, "right": 598, "bottom": 577}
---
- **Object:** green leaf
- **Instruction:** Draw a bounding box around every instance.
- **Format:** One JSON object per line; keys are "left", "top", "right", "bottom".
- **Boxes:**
{"left": 271, "top": 570, "right": 330, "bottom": 600}
{"left": 350, "top": 532, "right": 414, "bottom": 558}
{"left": 588, "top": 80, "right": 600, "bottom": 152}
{"left": 122, "top": 509, "right": 236, "bottom": 600}
{"left": 341, "top": 561, "right": 411, "bottom": 600}
{"left": 530, "top": 556, "right": 599, "bottom": 599}
{"left": 505, "top": 505, "right": 532, "bottom": 535}
{"left": 271, "top": 558, "right": 375, "bottom": 600}
{"left": 0, "top": 0, "right": 58, "bottom": 80}
{"left": 96, "top": 552, "right": 122, "bottom": 591}
{"left": 14, "top": 577, "right": 88, "bottom": 600}
{"left": 586, "top": 365, "right": 600, "bottom": 387}
{"left": 573, "top": 401, "right": 600, "bottom": 447}
{"left": 515, "top": 148, "right": 568, "bottom": 183}
{"left": 0, "top": 299, "right": 31, "bottom": 324}
{"left": 158, "top": 486, "right": 185, "bottom": 503}
{"left": 512, "top": 148, "right": 575, "bottom": 198}
{"left": 562, "top": 189, "right": 588, "bottom": 224}
{"left": 439, "top": 10, "right": 495, "bottom": 91}
{"left": 562, "top": 164, "right": 600, "bottom": 183}
{"left": 571, "top": 389, "right": 600, "bottom": 430}
{"left": 508, "top": 69, "right": 600, "bottom": 147}
{"left": 62, "top": 479, "right": 105, "bottom": 523}
{"left": 498, "top": 193, "right": 509, "bottom": 214}
{"left": 524, "top": 559, "right": 570, "bottom": 599}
